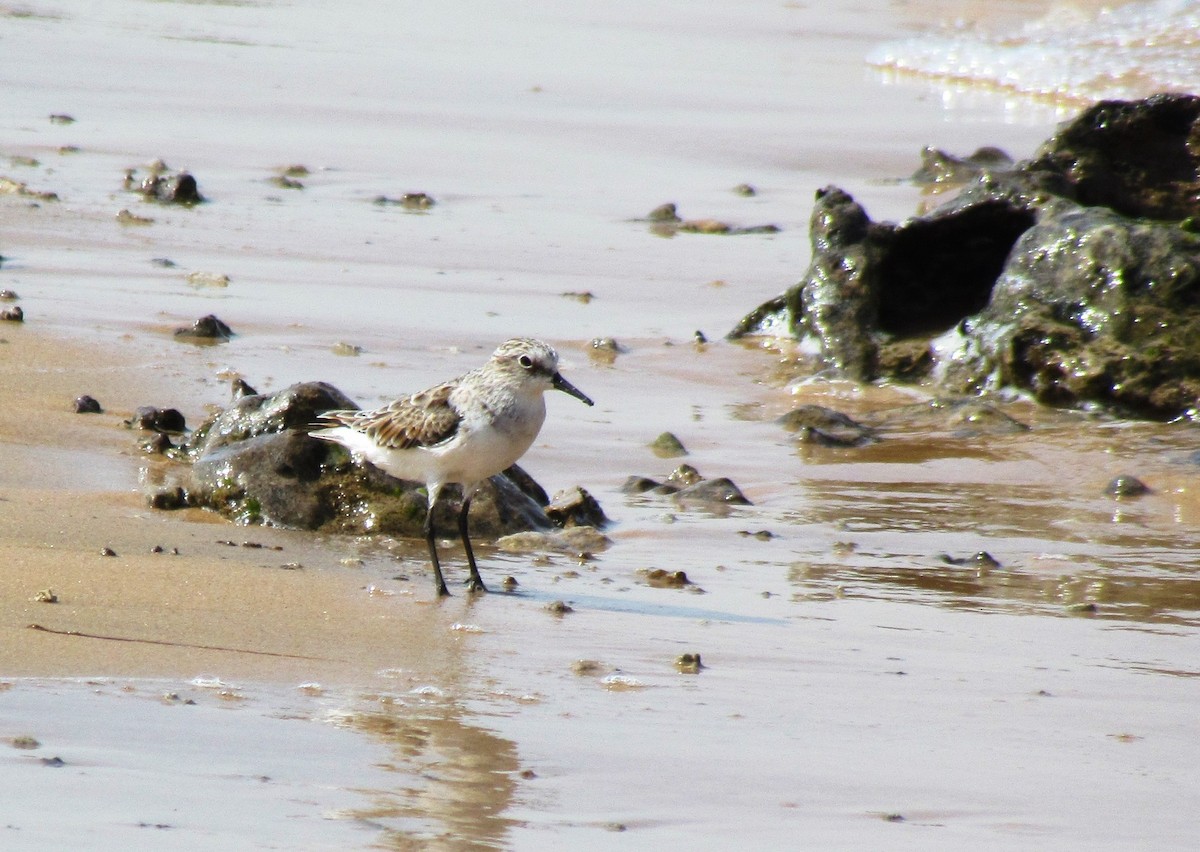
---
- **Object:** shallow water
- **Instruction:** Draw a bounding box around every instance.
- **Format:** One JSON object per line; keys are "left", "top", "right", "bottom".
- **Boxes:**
{"left": 3, "top": 0, "right": 1200, "bottom": 849}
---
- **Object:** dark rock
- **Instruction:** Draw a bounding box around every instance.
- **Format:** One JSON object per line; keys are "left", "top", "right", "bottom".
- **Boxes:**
{"left": 647, "top": 202, "right": 680, "bottom": 222}
{"left": 147, "top": 486, "right": 187, "bottom": 510}
{"left": 0, "top": 306, "right": 23, "bottom": 323}
{"left": 73, "top": 395, "right": 102, "bottom": 414}
{"left": 0, "top": 289, "right": 17, "bottom": 300}
{"left": 183, "top": 381, "right": 354, "bottom": 458}
{"left": 545, "top": 486, "right": 609, "bottom": 528}
{"left": 231, "top": 377, "right": 258, "bottom": 399}
{"left": 128, "top": 406, "right": 186, "bottom": 433}
{"left": 777, "top": 405, "right": 876, "bottom": 446}
{"left": 140, "top": 432, "right": 174, "bottom": 454}
{"left": 940, "top": 551, "right": 1002, "bottom": 569}
{"left": 649, "top": 432, "right": 688, "bottom": 458}
{"left": 139, "top": 170, "right": 202, "bottom": 204}
{"left": 730, "top": 93, "right": 1200, "bottom": 420}
{"left": 373, "top": 192, "right": 435, "bottom": 209}
{"left": 666, "top": 464, "right": 703, "bottom": 488}
{"left": 911, "top": 146, "right": 1014, "bottom": 185}
{"left": 675, "top": 477, "right": 752, "bottom": 506}
{"left": 621, "top": 475, "right": 675, "bottom": 495}
{"left": 174, "top": 314, "right": 233, "bottom": 341}
{"left": 1105, "top": 475, "right": 1150, "bottom": 498}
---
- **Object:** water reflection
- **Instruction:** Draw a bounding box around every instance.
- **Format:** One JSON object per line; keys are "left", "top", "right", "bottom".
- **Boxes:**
{"left": 336, "top": 698, "right": 520, "bottom": 849}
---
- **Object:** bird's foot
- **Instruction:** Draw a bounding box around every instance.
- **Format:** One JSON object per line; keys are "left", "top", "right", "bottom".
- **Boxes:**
{"left": 435, "top": 583, "right": 452, "bottom": 598}
{"left": 465, "top": 577, "right": 489, "bottom": 594}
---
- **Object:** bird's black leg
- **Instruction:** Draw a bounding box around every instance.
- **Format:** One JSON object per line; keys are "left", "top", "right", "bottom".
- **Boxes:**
{"left": 459, "top": 493, "right": 488, "bottom": 593}
{"left": 424, "top": 487, "right": 450, "bottom": 597}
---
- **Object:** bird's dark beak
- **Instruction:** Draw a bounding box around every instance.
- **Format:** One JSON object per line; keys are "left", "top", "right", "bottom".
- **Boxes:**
{"left": 552, "top": 372, "right": 594, "bottom": 406}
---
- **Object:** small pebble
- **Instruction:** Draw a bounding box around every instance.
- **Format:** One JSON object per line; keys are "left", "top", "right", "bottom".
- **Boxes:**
{"left": 0, "top": 306, "right": 23, "bottom": 322}
{"left": 100, "top": 547, "right": 117, "bottom": 557}
{"left": 1105, "top": 475, "right": 1150, "bottom": 498}
{"left": 73, "top": 395, "right": 102, "bottom": 414}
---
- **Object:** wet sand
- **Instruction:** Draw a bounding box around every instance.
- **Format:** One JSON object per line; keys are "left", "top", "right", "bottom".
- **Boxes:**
{"left": 3, "top": 0, "right": 1200, "bottom": 848}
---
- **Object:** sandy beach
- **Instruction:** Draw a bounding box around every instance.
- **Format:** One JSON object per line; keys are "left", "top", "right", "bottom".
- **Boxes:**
{"left": 3, "top": 0, "right": 1200, "bottom": 848}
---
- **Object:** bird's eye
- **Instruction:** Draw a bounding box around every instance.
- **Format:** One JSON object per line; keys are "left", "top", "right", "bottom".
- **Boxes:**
{"left": 518, "top": 354, "right": 534, "bottom": 369}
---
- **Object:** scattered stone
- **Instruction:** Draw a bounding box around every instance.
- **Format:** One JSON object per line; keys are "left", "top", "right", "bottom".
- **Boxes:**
{"left": 0, "top": 177, "right": 57, "bottom": 201}
{"left": 911, "top": 145, "right": 1014, "bottom": 185}
{"left": 127, "top": 406, "right": 187, "bottom": 433}
{"left": 588, "top": 337, "right": 625, "bottom": 364}
{"left": 1, "top": 306, "right": 24, "bottom": 323}
{"left": 373, "top": 192, "right": 435, "bottom": 209}
{"left": 940, "top": 551, "right": 1001, "bottom": 569}
{"left": 1105, "top": 475, "right": 1150, "bottom": 498}
{"left": 0, "top": 289, "right": 17, "bottom": 301}
{"left": 231, "top": 377, "right": 258, "bottom": 399}
{"left": 639, "top": 568, "right": 692, "bottom": 588}
{"left": 73, "top": 395, "right": 102, "bottom": 414}
{"left": 572, "top": 659, "right": 605, "bottom": 675}
{"left": 40, "top": 756, "right": 66, "bottom": 767}
{"left": 100, "top": 547, "right": 117, "bottom": 557}
{"left": 649, "top": 432, "right": 688, "bottom": 458}
{"left": 666, "top": 464, "right": 703, "bottom": 488}
{"left": 116, "top": 208, "right": 154, "bottom": 225}
{"left": 48, "top": 113, "right": 74, "bottom": 124}
{"left": 777, "top": 405, "right": 876, "bottom": 447}
{"left": 733, "top": 183, "right": 757, "bottom": 196}
{"left": 497, "top": 526, "right": 611, "bottom": 554}
{"left": 502, "top": 576, "right": 519, "bottom": 590}
{"left": 140, "top": 432, "right": 174, "bottom": 454}
{"left": 147, "top": 486, "right": 186, "bottom": 510}
{"left": 675, "top": 652, "right": 704, "bottom": 673}
{"left": 561, "top": 291, "right": 595, "bottom": 304}
{"left": 31, "top": 589, "right": 57, "bottom": 604}
{"left": 545, "top": 486, "right": 609, "bottom": 528}
{"left": 738, "top": 529, "right": 776, "bottom": 540}
{"left": 621, "top": 475, "right": 677, "bottom": 495}
{"left": 174, "top": 314, "right": 233, "bottom": 341}
{"left": 151, "top": 257, "right": 176, "bottom": 268}
{"left": 675, "top": 477, "right": 751, "bottom": 506}
{"left": 137, "top": 169, "right": 202, "bottom": 204}
{"left": 331, "top": 341, "right": 363, "bottom": 357}
{"left": 184, "top": 271, "right": 230, "bottom": 289}
{"left": 646, "top": 202, "right": 681, "bottom": 222}
{"left": 268, "top": 174, "right": 304, "bottom": 190}
{"left": 545, "top": 600, "right": 574, "bottom": 615}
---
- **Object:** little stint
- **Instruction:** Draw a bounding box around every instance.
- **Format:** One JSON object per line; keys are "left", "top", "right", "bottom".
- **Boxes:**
{"left": 311, "top": 338, "right": 593, "bottom": 596}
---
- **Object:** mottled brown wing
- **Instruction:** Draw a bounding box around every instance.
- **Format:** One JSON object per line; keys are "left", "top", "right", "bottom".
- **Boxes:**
{"left": 336, "top": 383, "right": 461, "bottom": 450}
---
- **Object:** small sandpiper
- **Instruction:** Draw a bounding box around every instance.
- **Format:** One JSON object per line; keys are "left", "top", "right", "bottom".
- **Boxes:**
{"left": 311, "top": 338, "right": 594, "bottom": 597}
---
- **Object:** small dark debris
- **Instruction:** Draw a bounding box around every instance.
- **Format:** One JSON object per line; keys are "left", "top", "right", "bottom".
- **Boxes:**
{"left": 738, "top": 530, "right": 776, "bottom": 540}
{"left": 940, "top": 551, "right": 1001, "bottom": 569}
{"left": 0, "top": 306, "right": 23, "bottom": 323}
{"left": 502, "top": 576, "right": 519, "bottom": 590}
{"left": 0, "top": 289, "right": 17, "bottom": 300}
{"left": 1105, "top": 475, "right": 1150, "bottom": 498}
{"left": 882, "top": 813, "right": 905, "bottom": 823}
{"left": 231, "top": 377, "right": 258, "bottom": 399}
{"left": 545, "top": 486, "right": 609, "bottom": 528}
{"left": 174, "top": 314, "right": 233, "bottom": 341}
{"left": 546, "top": 600, "right": 574, "bottom": 615}
{"left": 519, "top": 769, "right": 537, "bottom": 780}
{"left": 139, "top": 170, "right": 202, "bottom": 204}
{"left": 675, "top": 652, "right": 704, "bottom": 673}
{"left": 694, "top": 330, "right": 708, "bottom": 345}
{"left": 649, "top": 432, "right": 688, "bottom": 459}
{"left": 373, "top": 192, "right": 435, "bottom": 209}
{"left": 646, "top": 202, "right": 680, "bottom": 222}
{"left": 39, "top": 756, "right": 66, "bottom": 767}
{"left": 73, "top": 395, "right": 102, "bottom": 414}
{"left": 100, "top": 547, "right": 117, "bottom": 557}
{"left": 640, "top": 568, "right": 691, "bottom": 588}
{"left": 561, "top": 291, "right": 595, "bottom": 304}
{"left": 128, "top": 406, "right": 186, "bottom": 433}
{"left": 48, "top": 113, "right": 75, "bottom": 124}
{"left": 150, "top": 257, "right": 176, "bottom": 268}
{"left": 733, "top": 183, "right": 757, "bottom": 196}
{"left": 140, "top": 432, "right": 174, "bottom": 455}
